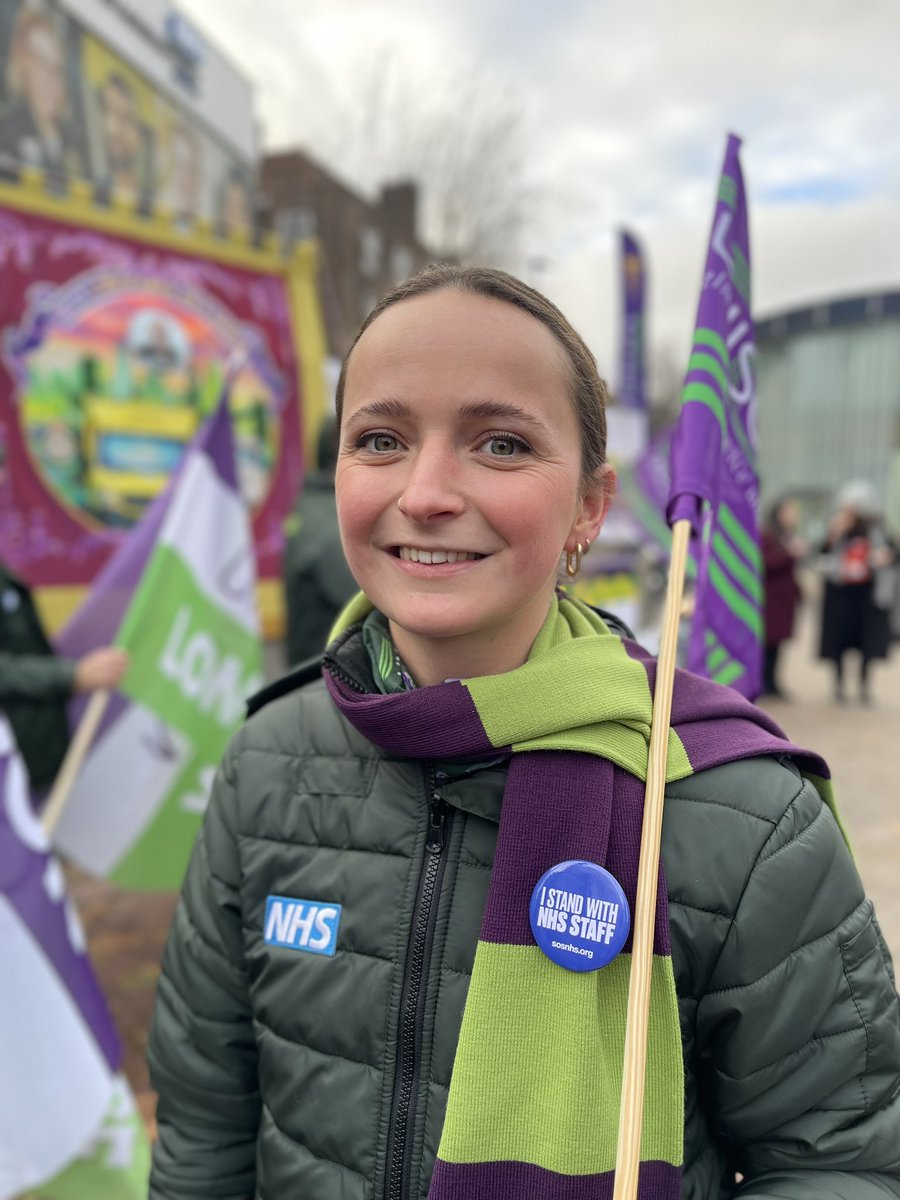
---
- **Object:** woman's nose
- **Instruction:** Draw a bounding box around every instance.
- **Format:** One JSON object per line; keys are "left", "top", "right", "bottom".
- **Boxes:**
{"left": 396, "top": 445, "right": 465, "bottom": 522}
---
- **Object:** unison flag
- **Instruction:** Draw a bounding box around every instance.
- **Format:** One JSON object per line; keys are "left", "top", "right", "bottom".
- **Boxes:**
{"left": 667, "top": 133, "right": 762, "bottom": 699}
{"left": 0, "top": 719, "right": 148, "bottom": 1198}
{"left": 618, "top": 230, "right": 647, "bottom": 412}
{"left": 53, "top": 398, "right": 263, "bottom": 889}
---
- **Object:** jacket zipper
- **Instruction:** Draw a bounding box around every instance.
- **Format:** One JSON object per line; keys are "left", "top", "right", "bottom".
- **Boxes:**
{"left": 384, "top": 768, "right": 451, "bottom": 1200}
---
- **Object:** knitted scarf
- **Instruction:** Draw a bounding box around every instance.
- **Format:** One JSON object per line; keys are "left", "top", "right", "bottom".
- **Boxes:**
{"left": 325, "top": 594, "right": 833, "bottom": 1200}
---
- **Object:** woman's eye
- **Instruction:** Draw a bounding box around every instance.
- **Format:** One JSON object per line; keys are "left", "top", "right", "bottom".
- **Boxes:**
{"left": 360, "top": 432, "right": 400, "bottom": 453}
{"left": 482, "top": 434, "right": 529, "bottom": 458}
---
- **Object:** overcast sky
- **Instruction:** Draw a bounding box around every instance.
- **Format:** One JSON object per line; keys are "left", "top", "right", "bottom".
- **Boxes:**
{"left": 180, "top": 0, "right": 900, "bottom": 387}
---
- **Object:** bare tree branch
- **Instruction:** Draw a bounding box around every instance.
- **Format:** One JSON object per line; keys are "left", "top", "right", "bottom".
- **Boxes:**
{"left": 321, "top": 45, "right": 540, "bottom": 267}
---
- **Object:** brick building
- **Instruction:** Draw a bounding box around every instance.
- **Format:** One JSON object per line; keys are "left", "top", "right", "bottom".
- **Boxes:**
{"left": 262, "top": 149, "right": 439, "bottom": 357}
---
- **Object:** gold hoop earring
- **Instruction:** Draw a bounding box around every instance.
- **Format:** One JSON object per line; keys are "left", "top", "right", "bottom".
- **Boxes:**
{"left": 565, "top": 542, "right": 583, "bottom": 578}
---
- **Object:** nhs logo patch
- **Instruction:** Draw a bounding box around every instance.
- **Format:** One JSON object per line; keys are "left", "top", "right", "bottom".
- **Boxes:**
{"left": 264, "top": 895, "right": 342, "bottom": 956}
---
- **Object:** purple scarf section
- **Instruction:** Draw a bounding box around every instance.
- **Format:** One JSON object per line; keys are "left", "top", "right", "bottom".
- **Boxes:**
{"left": 430, "top": 1159, "right": 680, "bottom": 1200}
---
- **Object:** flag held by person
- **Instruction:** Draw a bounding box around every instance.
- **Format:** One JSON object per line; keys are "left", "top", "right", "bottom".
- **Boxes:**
{"left": 0, "top": 719, "right": 149, "bottom": 1199}
{"left": 666, "top": 133, "right": 762, "bottom": 699}
{"left": 53, "top": 395, "right": 263, "bottom": 889}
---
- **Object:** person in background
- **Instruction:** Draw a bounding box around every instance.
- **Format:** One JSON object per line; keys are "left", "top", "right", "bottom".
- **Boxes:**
{"left": 281, "top": 417, "right": 357, "bottom": 665}
{"left": 818, "top": 480, "right": 896, "bottom": 703}
{"left": 149, "top": 265, "right": 900, "bottom": 1200}
{"left": 0, "top": 558, "right": 127, "bottom": 794}
{"left": 760, "top": 496, "right": 806, "bottom": 698}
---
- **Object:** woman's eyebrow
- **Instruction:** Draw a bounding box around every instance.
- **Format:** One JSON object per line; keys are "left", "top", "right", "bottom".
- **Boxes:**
{"left": 346, "top": 397, "right": 551, "bottom": 435}
{"left": 459, "top": 400, "right": 550, "bottom": 434}
{"left": 346, "top": 397, "right": 410, "bottom": 423}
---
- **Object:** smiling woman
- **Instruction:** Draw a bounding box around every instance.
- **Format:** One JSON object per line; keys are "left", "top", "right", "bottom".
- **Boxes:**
{"left": 335, "top": 282, "right": 613, "bottom": 683}
{"left": 148, "top": 265, "right": 900, "bottom": 1200}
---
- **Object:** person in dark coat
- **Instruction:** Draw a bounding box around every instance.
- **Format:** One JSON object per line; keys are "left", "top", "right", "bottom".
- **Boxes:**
{"left": 818, "top": 482, "right": 896, "bottom": 703}
{"left": 281, "top": 419, "right": 357, "bottom": 665}
{"left": 0, "top": 559, "right": 127, "bottom": 793}
{"left": 760, "top": 497, "right": 806, "bottom": 697}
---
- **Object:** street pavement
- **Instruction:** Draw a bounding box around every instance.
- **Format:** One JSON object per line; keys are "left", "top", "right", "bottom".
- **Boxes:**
{"left": 757, "top": 602, "right": 900, "bottom": 960}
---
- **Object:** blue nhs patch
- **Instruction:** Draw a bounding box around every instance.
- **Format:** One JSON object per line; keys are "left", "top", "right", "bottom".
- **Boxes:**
{"left": 264, "top": 895, "right": 342, "bottom": 956}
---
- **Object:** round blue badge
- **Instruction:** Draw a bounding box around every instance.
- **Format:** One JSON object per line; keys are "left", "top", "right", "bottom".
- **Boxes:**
{"left": 529, "top": 860, "right": 631, "bottom": 972}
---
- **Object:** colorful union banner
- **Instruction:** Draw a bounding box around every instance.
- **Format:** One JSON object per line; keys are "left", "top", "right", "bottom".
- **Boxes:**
{"left": 666, "top": 134, "right": 761, "bottom": 699}
{"left": 53, "top": 396, "right": 262, "bottom": 889}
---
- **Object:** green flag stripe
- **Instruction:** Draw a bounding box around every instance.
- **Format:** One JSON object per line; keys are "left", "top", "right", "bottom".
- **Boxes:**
{"left": 713, "top": 659, "right": 745, "bottom": 687}
{"left": 733, "top": 245, "right": 751, "bottom": 304}
{"left": 706, "top": 645, "right": 728, "bottom": 672}
{"left": 719, "top": 176, "right": 737, "bottom": 209}
{"left": 688, "top": 351, "right": 729, "bottom": 395}
{"left": 694, "top": 327, "right": 729, "bottom": 364}
{"left": 681, "top": 381, "right": 726, "bottom": 437}
{"left": 718, "top": 502, "right": 762, "bottom": 569}
{"left": 708, "top": 560, "right": 763, "bottom": 638}
{"left": 712, "top": 530, "right": 763, "bottom": 604}
{"left": 618, "top": 472, "right": 672, "bottom": 547}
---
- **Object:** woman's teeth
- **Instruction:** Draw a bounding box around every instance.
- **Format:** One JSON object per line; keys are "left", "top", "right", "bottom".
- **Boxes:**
{"left": 398, "top": 548, "right": 482, "bottom": 564}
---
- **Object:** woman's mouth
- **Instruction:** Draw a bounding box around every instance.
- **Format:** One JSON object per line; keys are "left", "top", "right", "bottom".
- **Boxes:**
{"left": 394, "top": 547, "right": 486, "bottom": 564}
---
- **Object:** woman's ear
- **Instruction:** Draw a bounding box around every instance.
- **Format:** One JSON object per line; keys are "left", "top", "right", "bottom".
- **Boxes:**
{"left": 571, "top": 462, "right": 617, "bottom": 549}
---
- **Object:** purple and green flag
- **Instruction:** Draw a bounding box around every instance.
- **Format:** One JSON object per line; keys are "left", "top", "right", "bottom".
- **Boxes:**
{"left": 0, "top": 719, "right": 149, "bottom": 1198}
{"left": 54, "top": 396, "right": 262, "bottom": 889}
{"left": 667, "top": 133, "right": 762, "bottom": 699}
{"left": 619, "top": 230, "right": 647, "bottom": 412}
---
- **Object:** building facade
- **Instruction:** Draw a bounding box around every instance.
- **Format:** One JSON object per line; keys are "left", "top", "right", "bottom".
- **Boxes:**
{"left": 262, "top": 149, "right": 437, "bottom": 357}
{"left": 756, "top": 290, "right": 900, "bottom": 533}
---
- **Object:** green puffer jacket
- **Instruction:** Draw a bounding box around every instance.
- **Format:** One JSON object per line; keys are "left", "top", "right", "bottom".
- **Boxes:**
{"left": 148, "top": 630, "right": 900, "bottom": 1200}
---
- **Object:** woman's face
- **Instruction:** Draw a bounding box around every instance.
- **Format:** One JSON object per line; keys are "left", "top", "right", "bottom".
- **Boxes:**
{"left": 336, "top": 289, "right": 611, "bottom": 677}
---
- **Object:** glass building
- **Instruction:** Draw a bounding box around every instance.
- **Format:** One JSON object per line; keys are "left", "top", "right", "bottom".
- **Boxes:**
{"left": 756, "top": 290, "right": 900, "bottom": 534}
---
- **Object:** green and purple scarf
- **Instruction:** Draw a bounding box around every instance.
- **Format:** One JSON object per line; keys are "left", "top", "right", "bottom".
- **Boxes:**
{"left": 325, "top": 594, "right": 832, "bottom": 1199}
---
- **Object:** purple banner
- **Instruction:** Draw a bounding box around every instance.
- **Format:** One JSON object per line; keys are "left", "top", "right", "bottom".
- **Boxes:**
{"left": 0, "top": 727, "right": 120, "bottom": 1070}
{"left": 666, "top": 134, "right": 761, "bottom": 698}
{"left": 618, "top": 230, "right": 646, "bottom": 412}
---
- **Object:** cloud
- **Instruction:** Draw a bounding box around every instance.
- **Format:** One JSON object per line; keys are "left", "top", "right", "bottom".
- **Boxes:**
{"left": 178, "top": 0, "right": 900, "bottom": 381}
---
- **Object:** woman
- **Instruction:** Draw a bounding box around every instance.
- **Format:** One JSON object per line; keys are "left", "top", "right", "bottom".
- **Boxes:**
{"left": 760, "top": 497, "right": 806, "bottom": 698}
{"left": 819, "top": 481, "right": 895, "bottom": 703}
{"left": 149, "top": 267, "right": 900, "bottom": 1199}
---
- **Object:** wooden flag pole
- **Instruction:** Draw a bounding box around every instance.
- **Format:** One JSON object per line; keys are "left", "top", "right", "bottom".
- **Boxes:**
{"left": 612, "top": 517, "right": 692, "bottom": 1200}
{"left": 41, "top": 689, "right": 112, "bottom": 839}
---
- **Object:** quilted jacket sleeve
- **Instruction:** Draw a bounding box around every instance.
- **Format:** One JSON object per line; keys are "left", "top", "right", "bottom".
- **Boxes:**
{"left": 148, "top": 736, "right": 260, "bottom": 1200}
{"left": 0, "top": 651, "right": 76, "bottom": 701}
{"left": 696, "top": 772, "right": 900, "bottom": 1198}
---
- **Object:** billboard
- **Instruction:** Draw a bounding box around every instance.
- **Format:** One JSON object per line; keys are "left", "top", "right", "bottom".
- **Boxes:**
{"left": 0, "top": 0, "right": 255, "bottom": 230}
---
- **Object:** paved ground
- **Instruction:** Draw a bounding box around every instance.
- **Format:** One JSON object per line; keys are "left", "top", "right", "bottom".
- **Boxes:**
{"left": 756, "top": 603, "right": 900, "bottom": 960}
{"left": 68, "top": 603, "right": 900, "bottom": 1136}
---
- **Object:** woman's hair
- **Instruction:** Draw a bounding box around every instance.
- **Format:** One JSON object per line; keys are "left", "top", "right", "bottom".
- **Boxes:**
{"left": 334, "top": 263, "right": 609, "bottom": 487}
